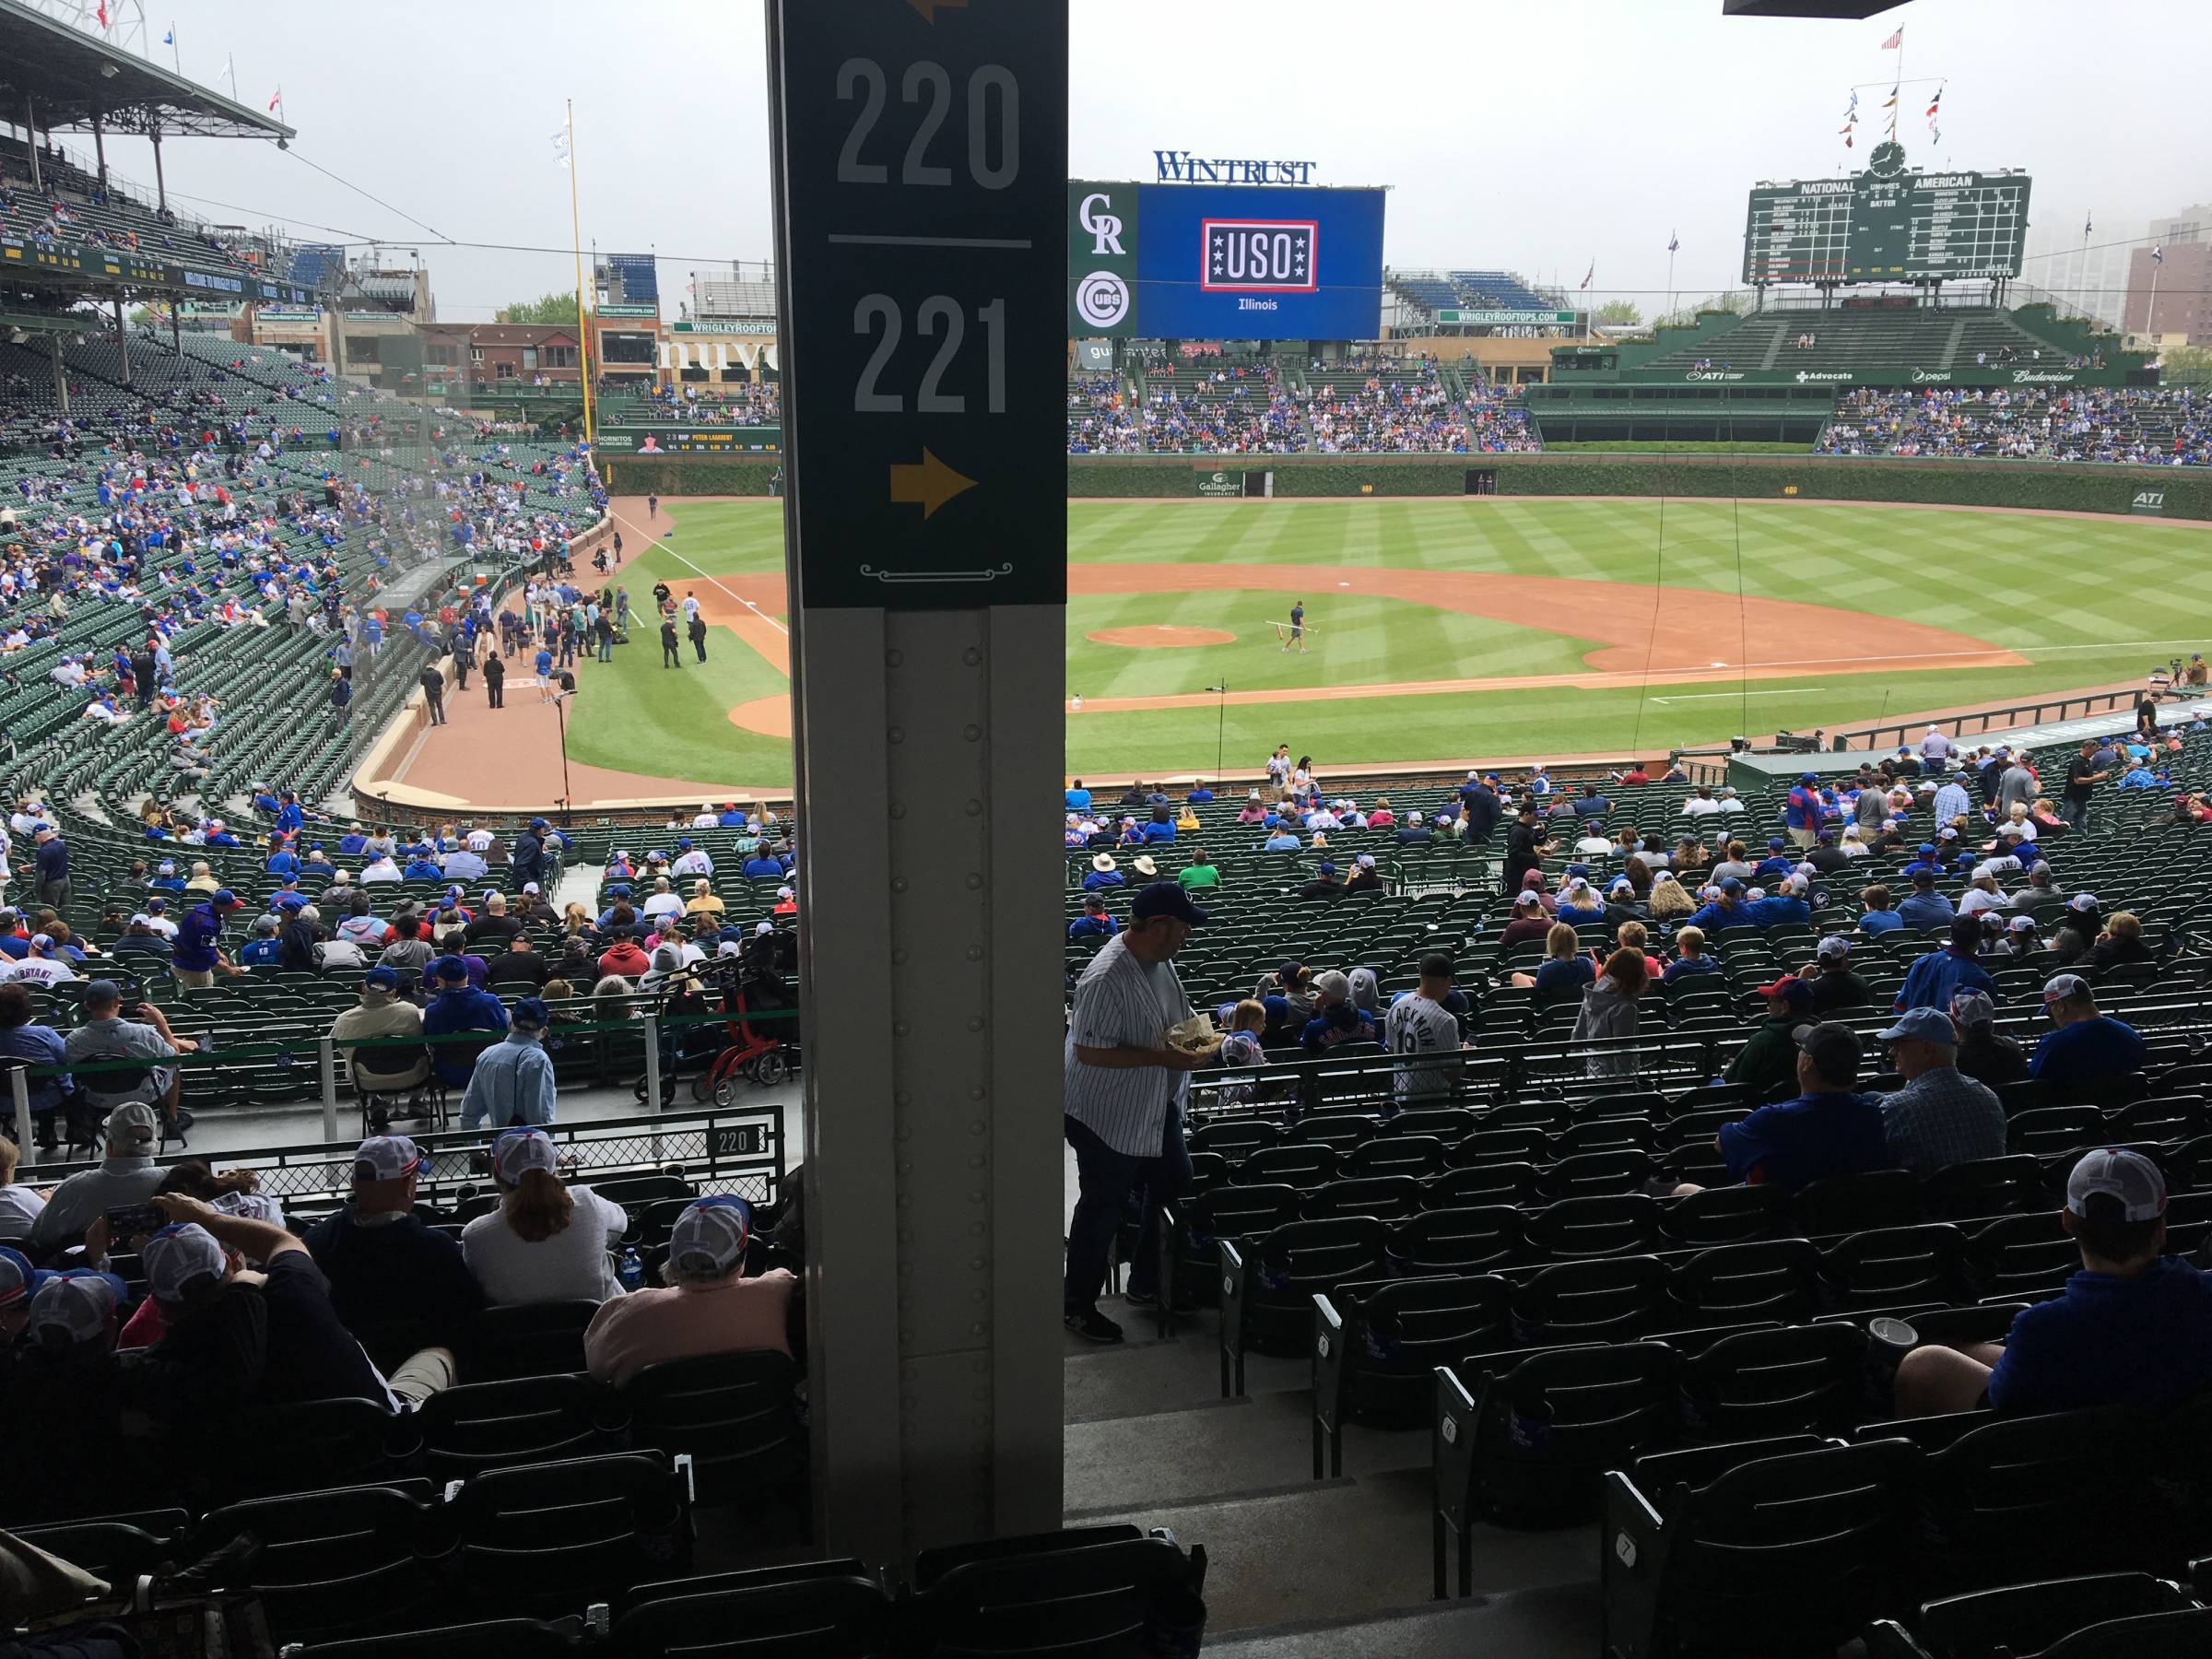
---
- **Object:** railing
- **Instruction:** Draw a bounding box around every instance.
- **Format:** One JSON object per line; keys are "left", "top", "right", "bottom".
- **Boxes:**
{"left": 1837, "top": 688, "right": 2156, "bottom": 754}
{"left": 9, "top": 1098, "right": 787, "bottom": 1214}
{"left": 6, "top": 1004, "right": 796, "bottom": 1177}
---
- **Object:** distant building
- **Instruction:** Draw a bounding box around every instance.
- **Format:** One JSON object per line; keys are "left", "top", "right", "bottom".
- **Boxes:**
{"left": 2018, "top": 215, "right": 2137, "bottom": 333}
{"left": 2125, "top": 241, "right": 2210, "bottom": 347}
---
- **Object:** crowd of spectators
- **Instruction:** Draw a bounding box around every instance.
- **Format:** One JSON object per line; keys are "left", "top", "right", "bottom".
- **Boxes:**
{"left": 1141, "top": 363, "right": 1304, "bottom": 454}
{"left": 1065, "top": 373, "right": 1141, "bottom": 453}
{"left": 1819, "top": 385, "right": 2212, "bottom": 466}
{"left": 622, "top": 380, "right": 781, "bottom": 427}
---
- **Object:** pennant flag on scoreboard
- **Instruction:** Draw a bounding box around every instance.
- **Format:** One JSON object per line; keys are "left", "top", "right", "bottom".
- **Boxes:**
{"left": 1881, "top": 88, "right": 1899, "bottom": 108}
{"left": 1579, "top": 261, "right": 1593, "bottom": 290}
{"left": 551, "top": 129, "right": 571, "bottom": 169}
{"left": 1881, "top": 26, "right": 1903, "bottom": 49}
{"left": 1667, "top": 231, "right": 1679, "bottom": 255}
{"left": 2153, "top": 245, "right": 2165, "bottom": 265}
{"left": 2084, "top": 211, "right": 2093, "bottom": 238}
{"left": 268, "top": 88, "right": 282, "bottom": 112}
{"left": 1925, "top": 87, "right": 1943, "bottom": 117}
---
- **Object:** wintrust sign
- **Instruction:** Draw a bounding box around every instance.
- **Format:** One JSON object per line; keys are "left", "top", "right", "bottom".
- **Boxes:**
{"left": 1153, "top": 150, "right": 1317, "bottom": 185}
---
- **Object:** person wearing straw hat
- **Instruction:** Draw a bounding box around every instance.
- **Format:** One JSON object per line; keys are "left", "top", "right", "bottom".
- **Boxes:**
{"left": 1893, "top": 1147, "right": 2212, "bottom": 1418}
{"left": 583, "top": 1195, "right": 797, "bottom": 1385}
{"left": 1082, "top": 852, "right": 1126, "bottom": 893}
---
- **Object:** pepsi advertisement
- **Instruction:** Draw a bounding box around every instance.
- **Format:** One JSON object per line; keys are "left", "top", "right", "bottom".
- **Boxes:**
{"left": 1067, "top": 181, "right": 1384, "bottom": 341}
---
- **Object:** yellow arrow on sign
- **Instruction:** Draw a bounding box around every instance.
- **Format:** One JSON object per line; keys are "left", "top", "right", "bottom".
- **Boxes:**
{"left": 888, "top": 449, "right": 977, "bottom": 519}
{"left": 905, "top": 0, "right": 967, "bottom": 20}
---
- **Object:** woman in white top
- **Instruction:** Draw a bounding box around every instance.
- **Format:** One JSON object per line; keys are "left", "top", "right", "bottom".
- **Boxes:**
{"left": 461, "top": 1128, "right": 628, "bottom": 1306}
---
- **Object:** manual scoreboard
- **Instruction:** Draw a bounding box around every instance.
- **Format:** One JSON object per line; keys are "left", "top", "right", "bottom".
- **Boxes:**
{"left": 1742, "top": 146, "right": 2030, "bottom": 285}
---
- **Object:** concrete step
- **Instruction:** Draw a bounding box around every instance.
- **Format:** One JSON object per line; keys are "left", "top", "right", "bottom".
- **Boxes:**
{"left": 1065, "top": 1381, "right": 1423, "bottom": 1517}
{"left": 1112, "top": 1471, "right": 1598, "bottom": 1635}
{"left": 1063, "top": 1319, "right": 1310, "bottom": 1425}
{"left": 1203, "top": 1582, "right": 1601, "bottom": 1658}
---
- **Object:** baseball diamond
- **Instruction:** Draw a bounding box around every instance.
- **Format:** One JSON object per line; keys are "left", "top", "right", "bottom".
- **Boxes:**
{"left": 381, "top": 491, "right": 2212, "bottom": 804}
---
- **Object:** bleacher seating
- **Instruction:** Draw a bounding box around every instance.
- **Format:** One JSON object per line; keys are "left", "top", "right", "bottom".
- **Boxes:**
{"left": 1821, "top": 385, "right": 2212, "bottom": 465}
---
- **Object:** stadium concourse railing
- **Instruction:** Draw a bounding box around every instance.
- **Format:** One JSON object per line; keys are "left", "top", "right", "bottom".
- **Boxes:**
{"left": 1838, "top": 687, "right": 2163, "bottom": 755}
{"left": 5, "top": 1006, "right": 794, "bottom": 1206}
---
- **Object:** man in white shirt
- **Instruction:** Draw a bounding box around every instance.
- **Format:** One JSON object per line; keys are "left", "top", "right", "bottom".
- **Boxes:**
{"left": 641, "top": 878, "right": 684, "bottom": 921}
{"left": 3, "top": 935, "right": 76, "bottom": 986}
{"left": 690, "top": 801, "right": 720, "bottom": 830}
{"left": 1681, "top": 787, "right": 1722, "bottom": 818}
{"left": 670, "top": 841, "right": 714, "bottom": 879}
{"left": 1062, "top": 882, "right": 1214, "bottom": 1345}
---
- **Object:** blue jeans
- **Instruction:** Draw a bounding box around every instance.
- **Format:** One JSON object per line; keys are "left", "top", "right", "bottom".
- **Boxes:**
{"left": 597, "top": 635, "right": 613, "bottom": 662}
{"left": 1064, "top": 1102, "right": 1191, "bottom": 1313}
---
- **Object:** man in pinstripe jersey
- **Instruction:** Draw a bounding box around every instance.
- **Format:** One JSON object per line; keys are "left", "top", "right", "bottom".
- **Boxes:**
{"left": 1062, "top": 883, "right": 1216, "bottom": 1345}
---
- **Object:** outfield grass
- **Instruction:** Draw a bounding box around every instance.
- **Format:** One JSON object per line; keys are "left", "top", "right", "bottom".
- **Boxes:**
{"left": 565, "top": 496, "right": 2212, "bottom": 787}
{"left": 560, "top": 500, "right": 794, "bottom": 784}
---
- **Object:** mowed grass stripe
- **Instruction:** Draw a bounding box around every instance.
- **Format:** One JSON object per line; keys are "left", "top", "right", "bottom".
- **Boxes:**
{"left": 587, "top": 497, "right": 2212, "bottom": 786}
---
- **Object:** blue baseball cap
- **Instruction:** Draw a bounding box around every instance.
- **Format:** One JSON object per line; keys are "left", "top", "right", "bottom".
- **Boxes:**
{"left": 529, "top": 817, "right": 549, "bottom": 830}
{"left": 1877, "top": 1007, "right": 1957, "bottom": 1044}
{"left": 1719, "top": 877, "right": 1745, "bottom": 895}
{"left": 364, "top": 966, "right": 400, "bottom": 990}
{"left": 433, "top": 955, "right": 470, "bottom": 982}
{"left": 1800, "top": 771, "right": 1819, "bottom": 783}
{"left": 276, "top": 893, "right": 306, "bottom": 910}
{"left": 210, "top": 888, "right": 239, "bottom": 908}
{"left": 511, "top": 997, "right": 550, "bottom": 1030}
{"left": 1918, "top": 843, "right": 1936, "bottom": 856}
{"left": 1131, "top": 881, "right": 1207, "bottom": 927}
{"left": 677, "top": 838, "right": 692, "bottom": 849}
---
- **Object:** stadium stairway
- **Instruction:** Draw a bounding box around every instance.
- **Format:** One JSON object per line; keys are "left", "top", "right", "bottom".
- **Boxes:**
{"left": 1063, "top": 1199, "right": 1596, "bottom": 1653}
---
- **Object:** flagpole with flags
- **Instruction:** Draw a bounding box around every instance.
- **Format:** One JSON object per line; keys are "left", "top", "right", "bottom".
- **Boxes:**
{"left": 1666, "top": 230, "right": 1678, "bottom": 328}
{"left": 2080, "top": 209, "right": 2092, "bottom": 324}
{"left": 2146, "top": 245, "right": 2163, "bottom": 347}
{"left": 163, "top": 23, "right": 178, "bottom": 73}
{"left": 564, "top": 99, "right": 596, "bottom": 451}
{"left": 219, "top": 53, "right": 234, "bottom": 97}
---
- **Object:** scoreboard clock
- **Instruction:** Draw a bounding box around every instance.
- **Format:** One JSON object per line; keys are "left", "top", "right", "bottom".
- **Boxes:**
{"left": 1741, "top": 149, "right": 2032, "bottom": 286}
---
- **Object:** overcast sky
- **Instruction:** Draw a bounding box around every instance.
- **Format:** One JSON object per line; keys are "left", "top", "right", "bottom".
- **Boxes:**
{"left": 74, "top": 0, "right": 2212, "bottom": 321}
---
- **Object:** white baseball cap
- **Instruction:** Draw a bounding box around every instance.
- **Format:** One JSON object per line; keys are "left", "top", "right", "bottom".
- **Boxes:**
{"left": 28, "top": 1274, "right": 117, "bottom": 1346}
{"left": 493, "top": 1127, "right": 559, "bottom": 1185}
{"left": 143, "top": 1222, "right": 227, "bottom": 1304}
{"left": 2065, "top": 1147, "right": 2166, "bottom": 1223}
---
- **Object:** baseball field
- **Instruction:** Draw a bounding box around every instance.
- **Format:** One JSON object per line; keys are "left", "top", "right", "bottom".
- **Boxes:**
{"left": 533, "top": 492, "right": 2212, "bottom": 794}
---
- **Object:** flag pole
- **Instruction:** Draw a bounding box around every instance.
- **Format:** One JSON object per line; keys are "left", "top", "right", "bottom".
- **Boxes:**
{"left": 566, "top": 99, "right": 596, "bottom": 452}
{"left": 1666, "top": 237, "right": 1677, "bottom": 329}
{"left": 170, "top": 25, "right": 180, "bottom": 74}
{"left": 2146, "top": 256, "right": 2160, "bottom": 349}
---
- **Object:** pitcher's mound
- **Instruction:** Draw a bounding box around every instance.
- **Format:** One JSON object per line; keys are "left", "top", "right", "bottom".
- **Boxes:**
{"left": 728, "top": 695, "right": 794, "bottom": 738}
{"left": 1088, "top": 625, "right": 1236, "bottom": 649}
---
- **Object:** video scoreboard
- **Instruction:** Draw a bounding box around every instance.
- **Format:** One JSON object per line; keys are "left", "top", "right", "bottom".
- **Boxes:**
{"left": 1742, "top": 153, "right": 2031, "bottom": 285}
{"left": 1068, "top": 180, "right": 1384, "bottom": 340}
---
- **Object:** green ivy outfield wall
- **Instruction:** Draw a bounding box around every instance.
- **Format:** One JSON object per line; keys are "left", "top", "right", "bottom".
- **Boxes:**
{"left": 1061, "top": 454, "right": 2212, "bottom": 518}
{"left": 603, "top": 453, "right": 2209, "bottom": 521}
{"left": 601, "top": 458, "right": 782, "bottom": 497}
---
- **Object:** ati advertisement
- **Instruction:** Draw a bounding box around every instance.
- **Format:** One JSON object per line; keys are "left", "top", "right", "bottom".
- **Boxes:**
{"left": 1069, "top": 181, "right": 1384, "bottom": 341}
